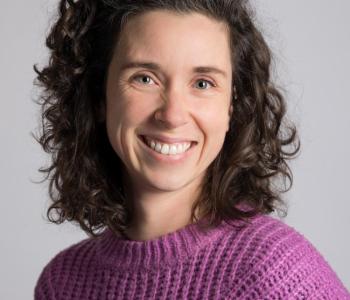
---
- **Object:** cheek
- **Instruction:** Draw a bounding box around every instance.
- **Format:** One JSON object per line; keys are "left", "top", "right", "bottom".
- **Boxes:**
{"left": 195, "top": 104, "right": 230, "bottom": 161}
{"left": 106, "top": 93, "right": 152, "bottom": 128}
{"left": 106, "top": 93, "right": 155, "bottom": 156}
{"left": 196, "top": 102, "right": 231, "bottom": 135}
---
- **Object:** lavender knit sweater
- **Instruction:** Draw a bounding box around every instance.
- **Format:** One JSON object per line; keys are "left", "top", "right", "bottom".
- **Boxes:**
{"left": 35, "top": 214, "right": 350, "bottom": 299}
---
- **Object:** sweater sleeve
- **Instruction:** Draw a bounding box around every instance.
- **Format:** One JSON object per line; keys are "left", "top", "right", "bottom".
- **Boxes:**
{"left": 265, "top": 235, "right": 350, "bottom": 299}
{"left": 34, "top": 263, "right": 58, "bottom": 300}
{"left": 226, "top": 221, "right": 350, "bottom": 299}
{"left": 33, "top": 237, "right": 95, "bottom": 300}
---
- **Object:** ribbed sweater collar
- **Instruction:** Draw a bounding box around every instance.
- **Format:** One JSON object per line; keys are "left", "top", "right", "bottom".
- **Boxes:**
{"left": 95, "top": 218, "right": 231, "bottom": 271}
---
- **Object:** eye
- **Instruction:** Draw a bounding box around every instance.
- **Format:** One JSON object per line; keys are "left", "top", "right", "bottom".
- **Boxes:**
{"left": 132, "top": 74, "right": 215, "bottom": 90}
{"left": 194, "top": 79, "right": 215, "bottom": 90}
{"left": 132, "top": 74, "right": 156, "bottom": 85}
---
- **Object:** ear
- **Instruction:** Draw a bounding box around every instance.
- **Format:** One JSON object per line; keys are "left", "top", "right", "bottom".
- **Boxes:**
{"left": 97, "top": 101, "right": 106, "bottom": 123}
{"left": 226, "top": 104, "right": 233, "bottom": 132}
{"left": 229, "top": 104, "right": 233, "bottom": 117}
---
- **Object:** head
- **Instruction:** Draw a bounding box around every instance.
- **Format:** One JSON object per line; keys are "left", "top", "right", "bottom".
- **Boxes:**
{"left": 105, "top": 9, "right": 233, "bottom": 209}
{"left": 33, "top": 0, "right": 300, "bottom": 237}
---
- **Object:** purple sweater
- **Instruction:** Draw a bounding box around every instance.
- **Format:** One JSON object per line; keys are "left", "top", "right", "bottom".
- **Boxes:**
{"left": 35, "top": 214, "right": 350, "bottom": 299}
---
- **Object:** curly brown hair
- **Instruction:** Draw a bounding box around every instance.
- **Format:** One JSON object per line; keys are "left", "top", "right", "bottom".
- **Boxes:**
{"left": 33, "top": 0, "right": 300, "bottom": 238}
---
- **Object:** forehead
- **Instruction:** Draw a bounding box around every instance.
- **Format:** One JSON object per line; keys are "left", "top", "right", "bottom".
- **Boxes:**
{"left": 113, "top": 10, "right": 232, "bottom": 73}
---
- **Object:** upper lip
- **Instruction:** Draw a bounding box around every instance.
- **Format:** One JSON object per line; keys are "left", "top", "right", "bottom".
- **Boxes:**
{"left": 140, "top": 134, "right": 197, "bottom": 144}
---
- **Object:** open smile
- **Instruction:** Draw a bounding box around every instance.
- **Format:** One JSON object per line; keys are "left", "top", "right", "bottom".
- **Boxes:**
{"left": 138, "top": 135, "right": 198, "bottom": 163}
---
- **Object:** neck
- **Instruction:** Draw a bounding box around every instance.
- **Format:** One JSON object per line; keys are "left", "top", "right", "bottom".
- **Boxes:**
{"left": 122, "top": 174, "right": 204, "bottom": 241}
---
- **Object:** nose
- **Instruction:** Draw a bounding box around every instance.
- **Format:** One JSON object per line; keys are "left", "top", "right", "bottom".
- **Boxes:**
{"left": 154, "top": 86, "right": 189, "bottom": 129}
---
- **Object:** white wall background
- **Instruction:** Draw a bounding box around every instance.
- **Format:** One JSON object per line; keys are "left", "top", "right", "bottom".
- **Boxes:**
{"left": 0, "top": 1, "right": 349, "bottom": 298}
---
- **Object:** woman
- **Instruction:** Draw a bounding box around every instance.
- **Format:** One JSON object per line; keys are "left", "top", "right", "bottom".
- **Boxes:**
{"left": 33, "top": 0, "right": 350, "bottom": 299}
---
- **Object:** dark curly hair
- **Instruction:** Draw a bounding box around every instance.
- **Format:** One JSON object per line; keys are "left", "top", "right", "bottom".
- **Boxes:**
{"left": 32, "top": 0, "right": 301, "bottom": 238}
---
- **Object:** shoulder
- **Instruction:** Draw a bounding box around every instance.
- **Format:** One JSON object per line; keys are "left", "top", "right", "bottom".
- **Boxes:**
{"left": 41, "top": 235, "right": 98, "bottom": 273}
{"left": 34, "top": 235, "right": 99, "bottom": 299}
{"left": 221, "top": 214, "right": 350, "bottom": 299}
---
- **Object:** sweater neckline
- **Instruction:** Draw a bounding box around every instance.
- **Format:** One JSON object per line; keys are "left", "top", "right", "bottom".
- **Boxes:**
{"left": 96, "top": 218, "right": 233, "bottom": 271}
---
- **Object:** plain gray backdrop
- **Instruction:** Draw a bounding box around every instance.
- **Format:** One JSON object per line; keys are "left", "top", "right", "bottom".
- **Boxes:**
{"left": 0, "top": 0, "right": 349, "bottom": 299}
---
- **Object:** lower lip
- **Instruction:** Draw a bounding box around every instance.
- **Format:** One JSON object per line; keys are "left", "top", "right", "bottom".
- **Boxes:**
{"left": 138, "top": 135, "right": 197, "bottom": 163}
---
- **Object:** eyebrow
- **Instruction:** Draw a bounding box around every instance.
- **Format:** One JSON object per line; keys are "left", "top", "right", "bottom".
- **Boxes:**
{"left": 120, "top": 61, "right": 227, "bottom": 78}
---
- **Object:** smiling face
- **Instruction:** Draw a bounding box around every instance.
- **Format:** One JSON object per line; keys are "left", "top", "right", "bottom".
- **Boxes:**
{"left": 105, "top": 9, "right": 233, "bottom": 198}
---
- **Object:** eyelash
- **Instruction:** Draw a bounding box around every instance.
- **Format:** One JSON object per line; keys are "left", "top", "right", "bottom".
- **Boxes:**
{"left": 132, "top": 73, "right": 216, "bottom": 89}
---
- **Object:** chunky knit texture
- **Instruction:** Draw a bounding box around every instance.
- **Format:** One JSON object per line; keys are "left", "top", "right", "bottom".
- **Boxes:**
{"left": 35, "top": 214, "right": 350, "bottom": 299}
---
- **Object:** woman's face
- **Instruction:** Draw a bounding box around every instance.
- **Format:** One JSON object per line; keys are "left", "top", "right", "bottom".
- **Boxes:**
{"left": 105, "top": 10, "right": 233, "bottom": 195}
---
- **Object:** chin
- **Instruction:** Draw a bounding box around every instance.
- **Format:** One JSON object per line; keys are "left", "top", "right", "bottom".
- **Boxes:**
{"left": 142, "top": 173, "right": 193, "bottom": 193}
{"left": 147, "top": 179, "right": 189, "bottom": 192}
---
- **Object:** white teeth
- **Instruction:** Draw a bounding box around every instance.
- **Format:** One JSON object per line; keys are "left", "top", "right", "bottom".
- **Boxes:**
{"left": 169, "top": 145, "right": 177, "bottom": 155}
{"left": 185, "top": 144, "right": 191, "bottom": 151}
{"left": 155, "top": 142, "right": 162, "bottom": 152}
{"left": 161, "top": 144, "right": 169, "bottom": 155}
{"left": 143, "top": 136, "right": 193, "bottom": 156}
